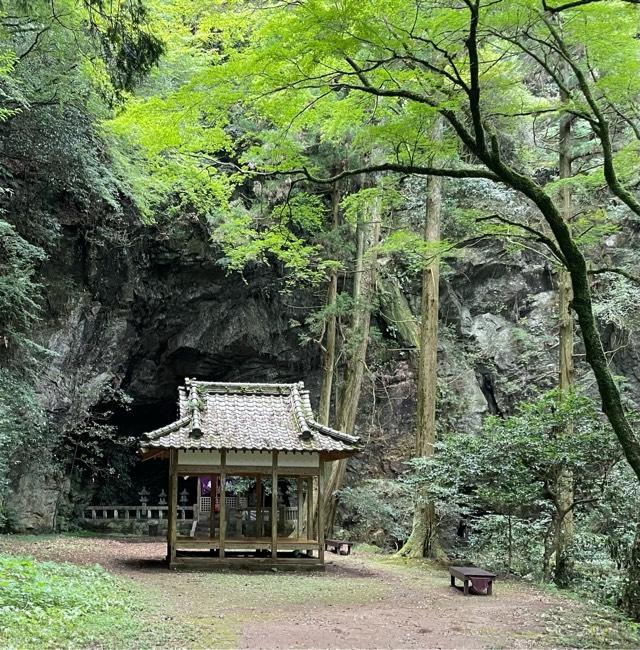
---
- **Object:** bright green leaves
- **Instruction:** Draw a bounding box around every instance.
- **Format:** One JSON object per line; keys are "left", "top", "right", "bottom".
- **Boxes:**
{"left": 0, "top": 555, "right": 142, "bottom": 647}
{"left": 212, "top": 191, "right": 329, "bottom": 283}
{"left": 0, "top": 50, "right": 25, "bottom": 123}
{"left": 108, "top": 0, "right": 640, "bottom": 289}
{"left": 562, "top": 2, "right": 640, "bottom": 104}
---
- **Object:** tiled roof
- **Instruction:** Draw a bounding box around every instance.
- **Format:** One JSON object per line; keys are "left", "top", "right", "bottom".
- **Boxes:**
{"left": 141, "top": 380, "right": 360, "bottom": 455}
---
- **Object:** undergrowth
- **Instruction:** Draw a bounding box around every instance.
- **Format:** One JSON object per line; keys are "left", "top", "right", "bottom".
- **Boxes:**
{"left": 0, "top": 554, "right": 143, "bottom": 649}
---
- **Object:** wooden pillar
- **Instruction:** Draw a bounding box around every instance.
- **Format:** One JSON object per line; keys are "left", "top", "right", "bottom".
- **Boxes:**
{"left": 296, "top": 477, "right": 303, "bottom": 540}
{"left": 255, "top": 474, "right": 263, "bottom": 538}
{"left": 196, "top": 475, "right": 202, "bottom": 520}
{"left": 167, "top": 449, "right": 178, "bottom": 565}
{"left": 318, "top": 460, "right": 325, "bottom": 564}
{"left": 210, "top": 475, "right": 216, "bottom": 539}
{"left": 306, "top": 476, "right": 313, "bottom": 540}
{"left": 220, "top": 451, "right": 227, "bottom": 558}
{"left": 271, "top": 451, "right": 278, "bottom": 560}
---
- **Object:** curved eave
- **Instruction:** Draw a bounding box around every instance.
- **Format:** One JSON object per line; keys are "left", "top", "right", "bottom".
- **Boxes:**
{"left": 140, "top": 445, "right": 359, "bottom": 462}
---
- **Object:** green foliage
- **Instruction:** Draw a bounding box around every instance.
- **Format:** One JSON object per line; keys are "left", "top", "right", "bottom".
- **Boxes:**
{"left": 84, "top": 0, "right": 164, "bottom": 95}
{"left": 593, "top": 276, "right": 640, "bottom": 333}
{"left": 338, "top": 479, "right": 412, "bottom": 549}
{"left": 0, "top": 220, "right": 46, "bottom": 366}
{"left": 0, "top": 371, "right": 48, "bottom": 529}
{"left": 0, "top": 554, "right": 142, "bottom": 648}
{"left": 403, "top": 390, "right": 640, "bottom": 606}
{"left": 465, "top": 514, "right": 547, "bottom": 577}
{"left": 211, "top": 193, "right": 330, "bottom": 284}
{"left": 407, "top": 391, "right": 621, "bottom": 522}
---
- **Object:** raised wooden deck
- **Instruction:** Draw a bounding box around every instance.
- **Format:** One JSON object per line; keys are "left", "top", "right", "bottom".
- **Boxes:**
{"left": 170, "top": 554, "right": 325, "bottom": 571}
{"left": 176, "top": 536, "right": 319, "bottom": 550}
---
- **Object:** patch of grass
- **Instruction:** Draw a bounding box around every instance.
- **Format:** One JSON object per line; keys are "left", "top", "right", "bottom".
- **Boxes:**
{"left": 537, "top": 589, "right": 640, "bottom": 649}
{"left": 170, "top": 570, "right": 387, "bottom": 610}
{"left": 353, "top": 543, "right": 385, "bottom": 554}
{"left": 134, "top": 568, "right": 388, "bottom": 649}
{"left": 0, "top": 554, "right": 143, "bottom": 649}
{"left": 366, "top": 554, "right": 449, "bottom": 584}
{"left": 137, "top": 609, "right": 238, "bottom": 650}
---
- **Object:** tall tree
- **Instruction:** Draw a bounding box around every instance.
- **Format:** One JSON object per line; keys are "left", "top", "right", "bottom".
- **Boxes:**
{"left": 322, "top": 189, "right": 381, "bottom": 531}
{"left": 550, "top": 81, "right": 576, "bottom": 585}
{"left": 318, "top": 184, "right": 342, "bottom": 427}
{"left": 397, "top": 167, "right": 447, "bottom": 559}
{"left": 197, "top": 0, "right": 640, "bottom": 486}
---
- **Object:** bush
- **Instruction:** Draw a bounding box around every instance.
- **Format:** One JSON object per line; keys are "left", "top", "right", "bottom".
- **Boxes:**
{"left": 337, "top": 479, "right": 412, "bottom": 549}
{"left": 464, "top": 514, "right": 547, "bottom": 577}
{"left": 0, "top": 554, "right": 142, "bottom": 648}
{"left": 400, "top": 390, "right": 640, "bottom": 614}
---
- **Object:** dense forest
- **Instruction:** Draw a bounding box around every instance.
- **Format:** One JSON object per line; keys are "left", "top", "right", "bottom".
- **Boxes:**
{"left": 3, "top": 0, "right": 640, "bottom": 629}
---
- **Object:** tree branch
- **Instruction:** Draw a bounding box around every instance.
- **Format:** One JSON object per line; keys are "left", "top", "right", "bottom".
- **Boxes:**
{"left": 464, "top": 0, "right": 488, "bottom": 155}
{"left": 588, "top": 267, "right": 640, "bottom": 285}
{"left": 291, "top": 162, "right": 501, "bottom": 184}
{"left": 543, "top": 0, "right": 639, "bottom": 12}
{"left": 476, "top": 213, "right": 567, "bottom": 265}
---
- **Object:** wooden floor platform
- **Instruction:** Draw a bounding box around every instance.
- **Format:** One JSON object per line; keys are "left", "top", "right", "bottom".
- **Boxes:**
{"left": 175, "top": 536, "right": 320, "bottom": 550}
{"left": 170, "top": 550, "right": 325, "bottom": 571}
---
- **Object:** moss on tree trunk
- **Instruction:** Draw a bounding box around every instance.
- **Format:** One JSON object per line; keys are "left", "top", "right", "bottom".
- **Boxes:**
{"left": 553, "top": 99, "right": 575, "bottom": 588}
{"left": 397, "top": 162, "right": 447, "bottom": 561}
{"left": 322, "top": 193, "right": 381, "bottom": 533}
{"left": 623, "top": 524, "right": 640, "bottom": 620}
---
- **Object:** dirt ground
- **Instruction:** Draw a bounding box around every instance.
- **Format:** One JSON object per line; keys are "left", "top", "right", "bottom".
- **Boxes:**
{"left": 1, "top": 534, "right": 637, "bottom": 649}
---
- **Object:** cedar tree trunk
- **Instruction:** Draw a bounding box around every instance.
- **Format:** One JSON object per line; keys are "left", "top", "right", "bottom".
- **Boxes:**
{"left": 397, "top": 170, "right": 447, "bottom": 560}
{"left": 322, "top": 194, "right": 381, "bottom": 533}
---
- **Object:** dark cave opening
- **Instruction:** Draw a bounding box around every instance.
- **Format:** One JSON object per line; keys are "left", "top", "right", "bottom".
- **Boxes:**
{"left": 88, "top": 343, "right": 320, "bottom": 506}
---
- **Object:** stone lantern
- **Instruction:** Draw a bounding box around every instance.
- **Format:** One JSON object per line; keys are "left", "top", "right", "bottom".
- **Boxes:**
{"left": 139, "top": 486, "right": 149, "bottom": 513}
{"left": 158, "top": 489, "right": 167, "bottom": 506}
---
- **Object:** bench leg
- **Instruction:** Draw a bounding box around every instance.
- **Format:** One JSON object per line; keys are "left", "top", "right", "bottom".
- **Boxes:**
{"left": 487, "top": 580, "right": 493, "bottom": 596}
{"left": 463, "top": 579, "right": 469, "bottom": 596}
{"left": 450, "top": 575, "right": 455, "bottom": 588}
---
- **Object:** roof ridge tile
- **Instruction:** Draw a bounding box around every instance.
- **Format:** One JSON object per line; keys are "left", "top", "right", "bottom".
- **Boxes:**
{"left": 145, "top": 415, "right": 192, "bottom": 441}
{"left": 140, "top": 378, "right": 359, "bottom": 456}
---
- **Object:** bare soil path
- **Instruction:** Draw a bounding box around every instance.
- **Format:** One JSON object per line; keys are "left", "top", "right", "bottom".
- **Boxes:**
{"left": 1, "top": 534, "right": 637, "bottom": 649}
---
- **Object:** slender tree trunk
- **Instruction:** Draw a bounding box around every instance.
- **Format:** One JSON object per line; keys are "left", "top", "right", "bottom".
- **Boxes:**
{"left": 624, "top": 523, "right": 640, "bottom": 621}
{"left": 322, "top": 192, "right": 381, "bottom": 533}
{"left": 553, "top": 106, "right": 575, "bottom": 587}
{"left": 318, "top": 272, "right": 337, "bottom": 424}
{"left": 318, "top": 184, "right": 341, "bottom": 426}
{"left": 397, "top": 168, "right": 447, "bottom": 560}
{"left": 543, "top": 522, "right": 554, "bottom": 581}
{"left": 507, "top": 514, "right": 513, "bottom": 575}
{"left": 315, "top": 187, "right": 340, "bottom": 535}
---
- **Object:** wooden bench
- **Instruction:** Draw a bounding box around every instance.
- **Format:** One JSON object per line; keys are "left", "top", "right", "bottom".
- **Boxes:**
{"left": 449, "top": 566, "right": 496, "bottom": 596}
{"left": 325, "top": 539, "right": 353, "bottom": 555}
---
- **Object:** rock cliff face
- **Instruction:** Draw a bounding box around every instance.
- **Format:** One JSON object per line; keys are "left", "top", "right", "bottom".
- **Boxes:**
{"left": 39, "top": 219, "right": 319, "bottom": 430}
{"left": 9, "top": 212, "right": 636, "bottom": 530}
{"left": 11, "top": 215, "right": 320, "bottom": 530}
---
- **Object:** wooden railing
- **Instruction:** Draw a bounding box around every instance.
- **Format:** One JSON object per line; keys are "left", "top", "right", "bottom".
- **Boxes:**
{"left": 83, "top": 506, "right": 196, "bottom": 521}
{"left": 239, "top": 507, "right": 298, "bottom": 522}
{"left": 82, "top": 504, "right": 296, "bottom": 523}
